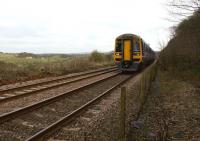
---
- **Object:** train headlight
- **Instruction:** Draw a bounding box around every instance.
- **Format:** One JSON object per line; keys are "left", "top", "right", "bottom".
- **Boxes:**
{"left": 134, "top": 53, "right": 140, "bottom": 56}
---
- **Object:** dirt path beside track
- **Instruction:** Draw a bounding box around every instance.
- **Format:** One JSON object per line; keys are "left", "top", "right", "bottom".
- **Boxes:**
{"left": 128, "top": 73, "right": 200, "bottom": 141}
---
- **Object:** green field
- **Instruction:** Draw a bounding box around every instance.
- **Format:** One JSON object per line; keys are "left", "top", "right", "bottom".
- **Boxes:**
{"left": 0, "top": 51, "right": 114, "bottom": 85}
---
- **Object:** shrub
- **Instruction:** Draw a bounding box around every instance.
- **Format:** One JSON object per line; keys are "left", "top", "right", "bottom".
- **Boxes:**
{"left": 89, "top": 50, "right": 104, "bottom": 62}
{"left": 159, "top": 10, "right": 200, "bottom": 80}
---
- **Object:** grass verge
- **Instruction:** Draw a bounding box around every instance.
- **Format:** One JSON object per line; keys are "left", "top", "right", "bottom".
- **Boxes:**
{"left": 128, "top": 69, "right": 200, "bottom": 141}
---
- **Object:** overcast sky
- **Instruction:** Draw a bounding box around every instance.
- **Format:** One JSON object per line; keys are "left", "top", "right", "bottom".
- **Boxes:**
{"left": 0, "top": 0, "right": 172, "bottom": 53}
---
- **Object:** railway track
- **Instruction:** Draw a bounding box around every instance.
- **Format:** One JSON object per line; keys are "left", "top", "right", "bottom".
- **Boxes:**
{"left": 0, "top": 66, "right": 117, "bottom": 103}
{"left": 0, "top": 66, "right": 116, "bottom": 93}
{"left": 0, "top": 72, "right": 134, "bottom": 141}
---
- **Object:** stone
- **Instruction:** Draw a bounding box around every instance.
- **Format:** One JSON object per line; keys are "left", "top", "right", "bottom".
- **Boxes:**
{"left": 131, "top": 120, "right": 144, "bottom": 129}
{"left": 147, "top": 132, "right": 157, "bottom": 141}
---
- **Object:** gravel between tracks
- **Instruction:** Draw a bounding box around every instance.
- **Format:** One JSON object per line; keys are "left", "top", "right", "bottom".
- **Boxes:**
{"left": 47, "top": 73, "right": 142, "bottom": 141}
{"left": 0, "top": 74, "right": 130, "bottom": 141}
{"left": 0, "top": 71, "right": 118, "bottom": 114}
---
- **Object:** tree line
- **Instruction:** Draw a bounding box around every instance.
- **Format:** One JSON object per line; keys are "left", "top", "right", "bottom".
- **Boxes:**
{"left": 159, "top": 0, "right": 200, "bottom": 75}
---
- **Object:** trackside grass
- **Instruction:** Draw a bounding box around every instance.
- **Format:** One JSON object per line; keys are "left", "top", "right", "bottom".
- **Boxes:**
{"left": 129, "top": 69, "right": 200, "bottom": 141}
{"left": 0, "top": 51, "right": 114, "bottom": 85}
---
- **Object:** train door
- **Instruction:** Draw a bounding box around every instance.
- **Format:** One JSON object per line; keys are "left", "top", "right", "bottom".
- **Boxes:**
{"left": 123, "top": 40, "right": 132, "bottom": 61}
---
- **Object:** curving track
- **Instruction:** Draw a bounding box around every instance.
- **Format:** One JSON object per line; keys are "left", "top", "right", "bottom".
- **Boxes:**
{"left": 27, "top": 74, "right": 133, "bottom": 141}
{"left": 0, "top": 66, "right": 117, "bottom": 103}
{"left": 0, "top": 66, "right": 136, "bottom": 141}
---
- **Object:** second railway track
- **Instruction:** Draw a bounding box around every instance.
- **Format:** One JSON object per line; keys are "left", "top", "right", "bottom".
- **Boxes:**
{"left": 0, "top": 67, "right": 117, "bottom": 103}
{"left": 0, "top": 66, "right": 116, "bottom": 93}
{"left": 0, "top": 72, "right": 134, "bottom": 141}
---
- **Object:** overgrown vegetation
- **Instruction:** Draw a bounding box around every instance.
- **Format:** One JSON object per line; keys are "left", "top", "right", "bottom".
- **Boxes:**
{"left": 0, "top": 51, "right": 114, "bottom": 85}
{"left": 130, "top": 70, "right": 200, "bottom": 141}
{"left": 89, "top": 50, "right": 113, "bottom": 63}
{"left": 159, "top": 8, "right": 200, "bottom": 80}
{"left": 130, "top": 4, "right": 200, "bottom": 140}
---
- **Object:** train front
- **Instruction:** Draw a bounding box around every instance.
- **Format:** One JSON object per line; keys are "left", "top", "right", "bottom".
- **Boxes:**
{"left": 114, "top": 34, "right": 142, "bottom": 72}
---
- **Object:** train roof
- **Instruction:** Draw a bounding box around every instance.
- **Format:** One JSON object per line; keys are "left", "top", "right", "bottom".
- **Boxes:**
{"left": 116, "top": 33, "right": 141, "bottom": 39}
{"left": 116, "top": 33, "right": 149, "bottom": 45}
{"left": 116, "top": 33, "right": 154, "bottom": 51}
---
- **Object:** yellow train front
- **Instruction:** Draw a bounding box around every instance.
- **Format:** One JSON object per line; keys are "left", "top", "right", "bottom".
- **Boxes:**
{"left": 114, "top": 34, "right": 155, "bottom": 71}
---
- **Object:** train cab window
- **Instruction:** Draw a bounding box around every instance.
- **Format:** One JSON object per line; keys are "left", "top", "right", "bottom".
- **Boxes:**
{"left": 116, "top": 42, "right": 122, "bottom": 52}
{"left": 133, "top": 42, "right": 140, "bottom": 52}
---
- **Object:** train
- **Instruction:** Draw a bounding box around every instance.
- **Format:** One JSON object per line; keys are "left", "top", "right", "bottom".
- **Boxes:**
{"left": 114, "top": 34, "right": 155, "bottom": 71}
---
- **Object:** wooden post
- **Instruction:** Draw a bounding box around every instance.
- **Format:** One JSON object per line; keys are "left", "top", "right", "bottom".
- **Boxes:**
{"left": 143, "top": 73, "right": 146, "bottom": 96}
{"left": 120, "top": 87, "right": 126, "bottom": 141}
{"left": 139, "top": 74, "right": 143, "bottom": 103}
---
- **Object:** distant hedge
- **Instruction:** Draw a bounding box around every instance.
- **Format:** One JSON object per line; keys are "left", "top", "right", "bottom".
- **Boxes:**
{"left": 89, "top": 50, "right": 113, "bottom": 63}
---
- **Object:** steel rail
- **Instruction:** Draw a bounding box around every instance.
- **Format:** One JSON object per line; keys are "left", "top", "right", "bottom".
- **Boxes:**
{"left": 0, "top": 72, "right": 121, "bottom": 124}
{"left": 0, "top": 66, "right": 116, "bottom": 94}
{"left": 0, "top": 68, "right": 118, "bottom": 103}
{"left": 26, "top": 74, "right": 134, "bottom": 141}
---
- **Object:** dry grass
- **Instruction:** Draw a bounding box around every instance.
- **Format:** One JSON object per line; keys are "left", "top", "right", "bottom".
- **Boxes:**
{"left": 0, "top": 52, "right": 114, "bottom": 85}
{"left": 129, "top": 70, "right": 200, "bottom": 141}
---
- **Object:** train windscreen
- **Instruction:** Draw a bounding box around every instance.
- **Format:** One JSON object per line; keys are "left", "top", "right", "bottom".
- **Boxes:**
{"left": 116, "top": 42, "right": 122, "bottom": 52}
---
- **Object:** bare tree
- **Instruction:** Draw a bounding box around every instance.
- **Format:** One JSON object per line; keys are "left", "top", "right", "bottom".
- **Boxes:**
{"left": 167, "top": 0, "right": 200, "bottom": 21}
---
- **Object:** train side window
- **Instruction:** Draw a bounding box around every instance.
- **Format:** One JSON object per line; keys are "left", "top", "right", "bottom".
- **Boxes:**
{"left": 142, "top": 42, "right": 144, "bottom": 54}
{"left": 144, "top": 44, "right": 147, "bottom": 52}
{"left": 116, "top": 42, "right": 122, "bottom": 52}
